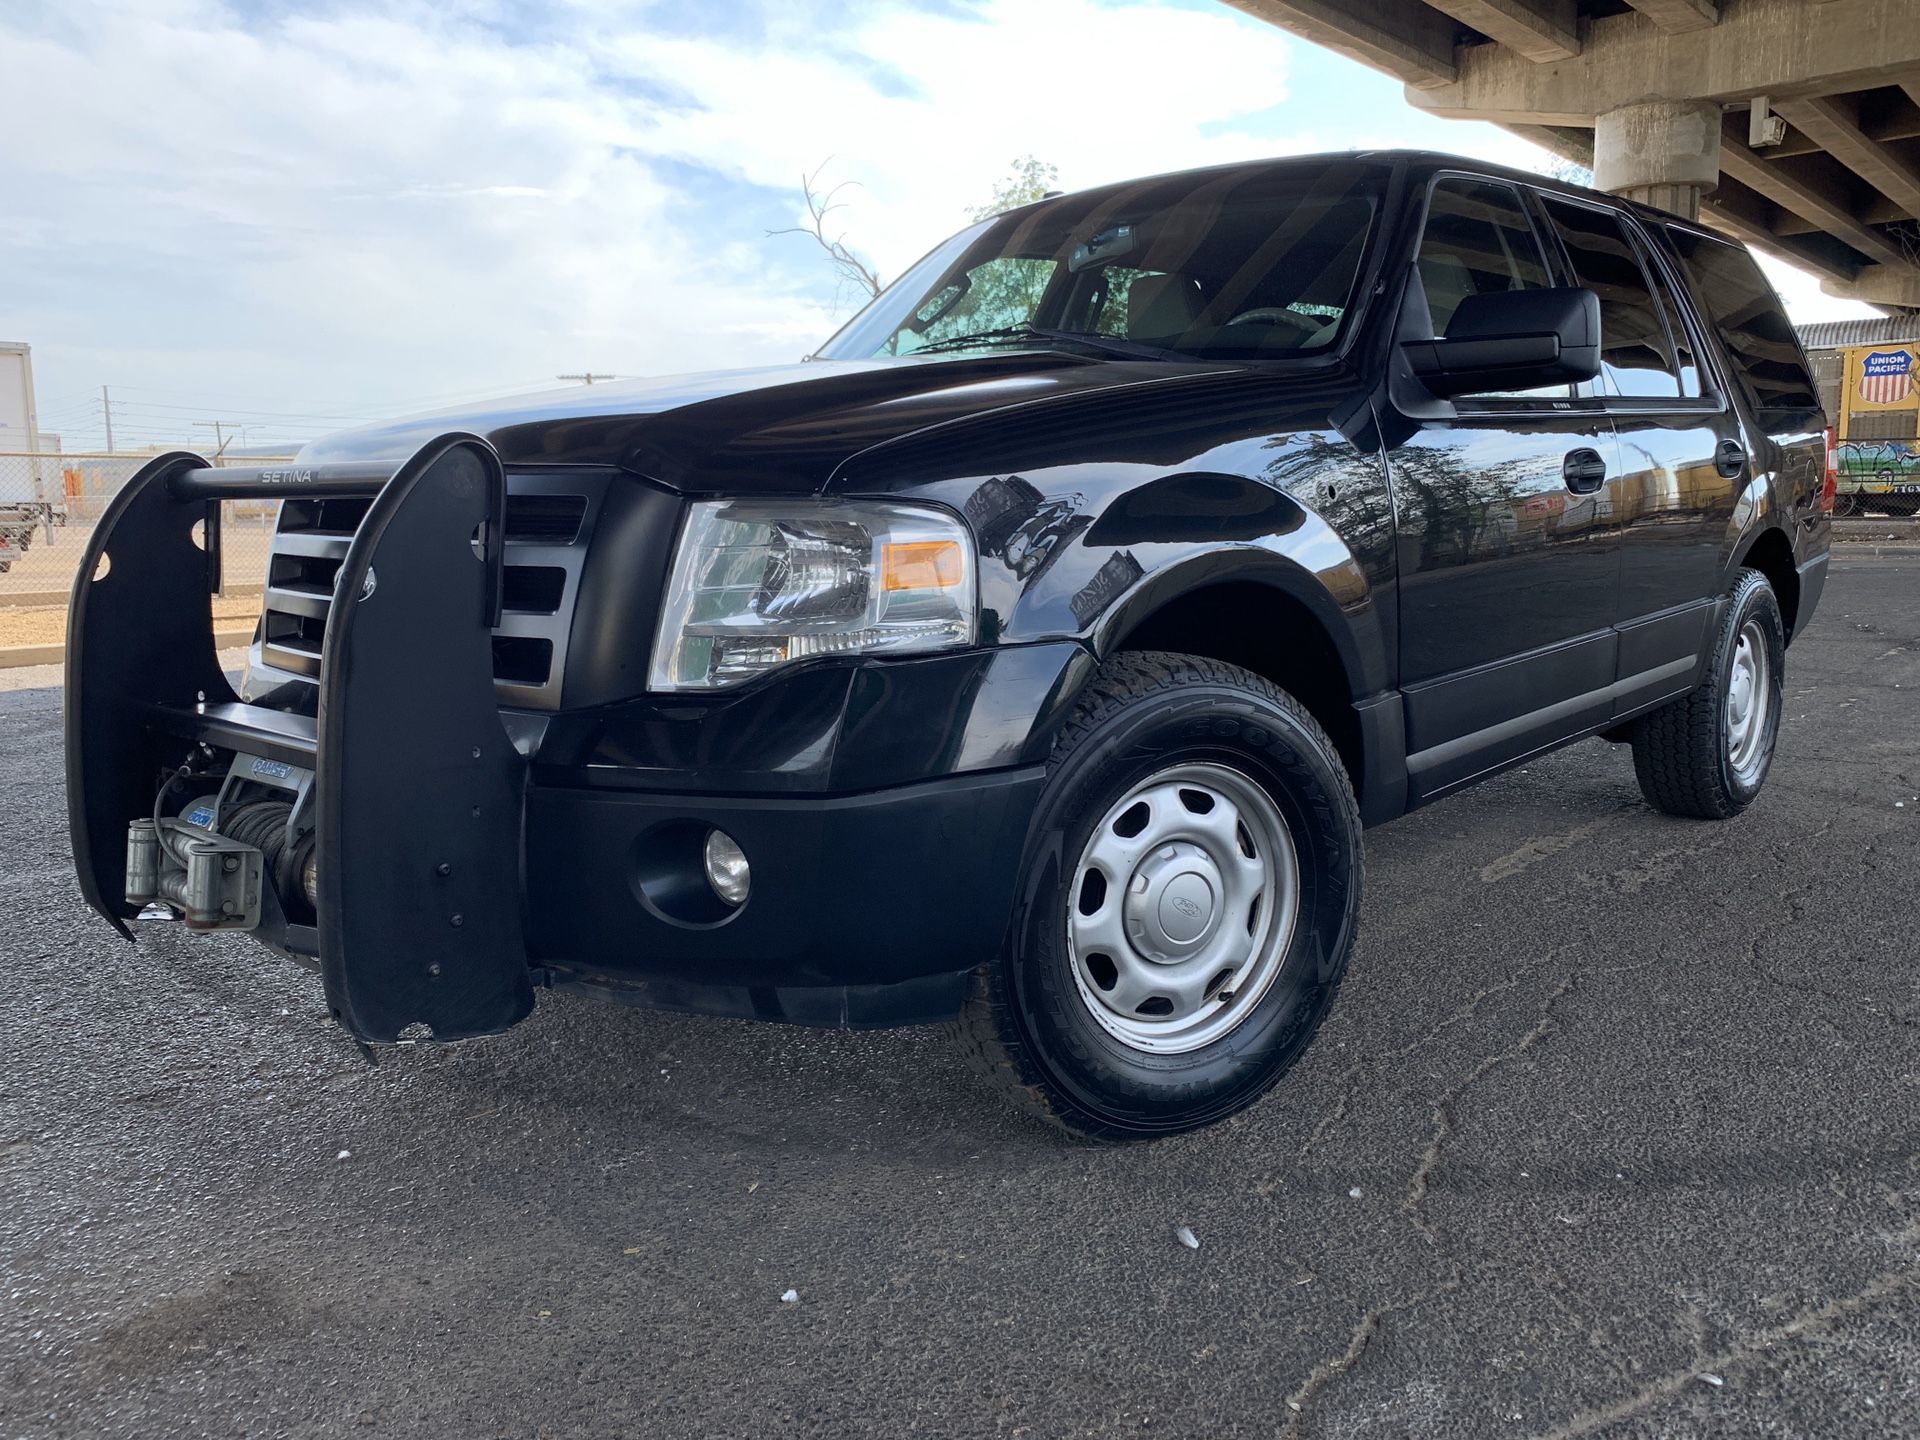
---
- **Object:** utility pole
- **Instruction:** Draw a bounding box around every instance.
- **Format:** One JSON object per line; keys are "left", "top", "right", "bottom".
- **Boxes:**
{"left": 557, "top": 372, "right": 618, "bottom": 385}
{"left": 101, "top": 385, "right": 114, "bottom": 453}
{"left": 193, "top": 420, "right": 230, "bottom": 459}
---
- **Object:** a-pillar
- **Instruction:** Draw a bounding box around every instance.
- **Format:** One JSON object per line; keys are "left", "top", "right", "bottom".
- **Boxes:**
{"left": 1592, "top": 100, "right": 1722, "bottom": 220}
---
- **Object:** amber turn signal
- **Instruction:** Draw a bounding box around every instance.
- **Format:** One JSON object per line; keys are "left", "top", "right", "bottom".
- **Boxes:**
{"left": 880, "top": 539, "right": 965, "bottom": 591}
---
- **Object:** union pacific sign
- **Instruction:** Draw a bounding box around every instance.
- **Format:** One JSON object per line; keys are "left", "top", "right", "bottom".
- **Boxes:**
{"left": 1858, "top": 349, "right": 1914, "bottom": 406}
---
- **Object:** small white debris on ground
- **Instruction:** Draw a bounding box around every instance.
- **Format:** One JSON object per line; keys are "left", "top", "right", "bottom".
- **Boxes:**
{"left": 1348, "top": 1186, "right": 1363, "bottom": 1199}
{"left": 1697, "top": 1373, "right": 1724, "bottom": 1388}
{"left": 336, "top": 1150, "right": 351, "bottom": 1161}
{"left": 1175, "top": 1225, "right": 1199, "bottom": 1250}
{"left": 780, "top": 1288, "right": 799, "bottom": 1304}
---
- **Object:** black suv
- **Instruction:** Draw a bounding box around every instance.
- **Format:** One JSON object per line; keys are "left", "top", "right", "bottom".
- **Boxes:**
{"left": 68, "top": 151, "right": 1831, "bottom": 1140}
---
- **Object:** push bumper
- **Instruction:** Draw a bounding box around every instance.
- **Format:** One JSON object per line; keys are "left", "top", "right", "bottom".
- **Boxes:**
{"left": 67, "top": 435, "right": 537, "bottom": 1044}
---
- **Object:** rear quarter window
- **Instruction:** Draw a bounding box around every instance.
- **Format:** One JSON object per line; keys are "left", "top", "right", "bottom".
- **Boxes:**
{"left": 1665, "top": 229, "right": 1822, "bottom": 423}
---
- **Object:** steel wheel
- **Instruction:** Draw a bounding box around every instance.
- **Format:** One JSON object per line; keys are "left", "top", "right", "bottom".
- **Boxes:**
{"left": 1725, "top": 617, "right": 1772, "bottom": 787}
{"left": 1066, "top": 761, "right": 1298, "bottom": 1054}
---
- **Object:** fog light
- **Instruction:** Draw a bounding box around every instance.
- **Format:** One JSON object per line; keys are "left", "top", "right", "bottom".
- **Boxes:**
{"left": 703, "top": 829, "right": 750, "bottom": 906}
{"left": 301, "top": 851, "right": 319, "bottom": 908}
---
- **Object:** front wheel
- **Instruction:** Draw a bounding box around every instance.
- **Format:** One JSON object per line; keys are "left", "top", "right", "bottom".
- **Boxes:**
{"left": 957, "top": 652, "right": 1363, "bottom": 1141}
{"left": 1630, "top": 569, "right": 1785, "bottom": 819}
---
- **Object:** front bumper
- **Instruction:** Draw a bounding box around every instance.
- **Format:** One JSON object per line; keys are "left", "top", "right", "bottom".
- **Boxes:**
{"left": 528, "top": 765, "right": 1045, "bottom": 1027}
{"left": 66, "top": 435, "right": 1077, "bottom": 1040}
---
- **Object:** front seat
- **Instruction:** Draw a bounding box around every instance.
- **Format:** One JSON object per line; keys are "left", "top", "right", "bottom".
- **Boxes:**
{"left": 1418, "top": 252, "right": 1478, "bottom": 335}
{"left": 1126, "top": 273, "right": 1203, "bottom": 342}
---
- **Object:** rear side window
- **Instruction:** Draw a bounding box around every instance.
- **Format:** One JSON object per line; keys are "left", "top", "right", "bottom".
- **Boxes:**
{"left": 1541, "top": 197, "right": 1682, "bottom": 398}
{"left": 1665, "top": 229, "right": 1821, "bottom": 418}
{"left": 1648, "top": 262, "right": 1703, "bottom": 398}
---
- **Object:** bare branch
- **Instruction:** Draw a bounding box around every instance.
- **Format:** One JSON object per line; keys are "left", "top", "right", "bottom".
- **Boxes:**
{"left": 767, "top": 160, "right": 883, "bottom": 302}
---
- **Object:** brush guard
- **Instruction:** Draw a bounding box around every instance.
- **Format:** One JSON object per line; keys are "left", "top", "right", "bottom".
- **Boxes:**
{"left": 65, "top": 433, "right": 536, "bottom": 1043}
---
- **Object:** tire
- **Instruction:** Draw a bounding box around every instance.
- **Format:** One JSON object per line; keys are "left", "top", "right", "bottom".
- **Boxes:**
{"left": 1630, "top": 570, "right": 1785, "bottom": 820}
{"left": 956, "top": 652, "right": 1363, "bottom": 1142}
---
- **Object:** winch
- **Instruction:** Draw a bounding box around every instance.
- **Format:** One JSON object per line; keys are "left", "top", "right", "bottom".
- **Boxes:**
{"left": 123, "top": 753, "right": 317, "bottom": 932}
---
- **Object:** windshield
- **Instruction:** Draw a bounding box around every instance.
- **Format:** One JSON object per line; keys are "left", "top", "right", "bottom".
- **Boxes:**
{"left": 817, "top": 158, "right": 1390, "bottom": 364}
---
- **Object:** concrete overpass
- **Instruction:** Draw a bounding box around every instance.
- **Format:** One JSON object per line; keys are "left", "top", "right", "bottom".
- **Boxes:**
{"left": 1225, "top": 0, "right": 1920, "bottom": 308}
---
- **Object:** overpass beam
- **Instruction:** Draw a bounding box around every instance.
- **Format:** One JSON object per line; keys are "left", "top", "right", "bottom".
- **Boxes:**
{"left": 1593, "top": 100, "right": 1721, "bottom": 219}
{"left": 1620, "top": 0, "right": 1719, "bottom": 32}
{"left": 1821, "top": 264, "right": 1920, "bottom": 309}
{"left": 1425, "top": 0, "right": 1581, "bottom": 63}
{"left": 1772, "top": 94, "right": 1920, "bottom": 218}
{"left": 1220, "top": 0, "right": 1458, "bottom": 89}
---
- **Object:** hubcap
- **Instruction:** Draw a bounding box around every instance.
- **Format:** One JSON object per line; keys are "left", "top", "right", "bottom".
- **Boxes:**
{"left": 1725, "top": 618, "right": 1773, "bottom": 785}
{"left": 1066, "top": 762, "right": 1299, "bottom": 1054}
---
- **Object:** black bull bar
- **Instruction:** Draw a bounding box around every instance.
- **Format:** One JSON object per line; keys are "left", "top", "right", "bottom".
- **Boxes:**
{"left": 65, "top": 433, "right": 536, "bottom": 1043}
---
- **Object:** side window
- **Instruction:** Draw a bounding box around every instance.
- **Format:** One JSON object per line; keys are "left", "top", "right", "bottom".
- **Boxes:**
{"left": 1541, "top": 197, "right": 1683, "bottom": 399}
{"left": 1648, "top": 257, "right": 1704, "bottom": 397}
{"left": 1416, "top": 178, "right": 1562, "bottom": 399}
{"left": 1666, "top": 229, "right": 1822, "bottom": 419}
{"left": 1416, "top": 179, "right": 1552, "bottom": 334}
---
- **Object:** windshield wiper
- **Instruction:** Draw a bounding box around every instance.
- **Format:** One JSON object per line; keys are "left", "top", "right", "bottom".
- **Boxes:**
{"left": 906, "top": 323, "right": 1184, "bottom": 362}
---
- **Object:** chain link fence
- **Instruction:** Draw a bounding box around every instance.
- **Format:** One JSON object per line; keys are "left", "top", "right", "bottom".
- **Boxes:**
{"left": 1, "top": 451, "right": 293, "bottom": 662}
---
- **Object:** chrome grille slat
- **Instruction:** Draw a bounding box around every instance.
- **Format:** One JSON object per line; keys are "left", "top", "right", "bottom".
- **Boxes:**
{"left": 274, "top": 532, "right": 353, "bottom": 560}
{"left": 262, "top": 584, "right": 332, "bottom": 619}
{"left": 247, "top": 470, "right": 607, "bottom": 709}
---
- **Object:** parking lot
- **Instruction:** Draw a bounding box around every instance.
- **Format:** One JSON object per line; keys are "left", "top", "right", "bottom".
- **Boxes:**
{"left": 2, "top": 549, "right": 1915, "bottom": 1440}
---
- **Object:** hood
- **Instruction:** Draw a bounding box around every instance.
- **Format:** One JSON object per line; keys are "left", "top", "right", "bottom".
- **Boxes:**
{"left": 299, "top": 353, "right": 1235, "bottom": 494}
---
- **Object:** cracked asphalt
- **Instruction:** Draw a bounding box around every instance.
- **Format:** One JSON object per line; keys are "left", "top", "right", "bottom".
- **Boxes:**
{"left": 3, "top": 551, "right": 1916, "bottom": 1439}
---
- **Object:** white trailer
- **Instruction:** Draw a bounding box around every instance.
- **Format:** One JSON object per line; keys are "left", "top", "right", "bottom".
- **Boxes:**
{"left": 0, "top": 342, "right": 41, "bottom": 457}
{"left": 0, "top": 343, "right": 58, "bottom": 562}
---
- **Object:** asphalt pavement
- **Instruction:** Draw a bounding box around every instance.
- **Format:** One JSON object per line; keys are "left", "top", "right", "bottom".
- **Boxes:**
{"left": 2, "top": 552, "right": 1916, "bottom": 1439}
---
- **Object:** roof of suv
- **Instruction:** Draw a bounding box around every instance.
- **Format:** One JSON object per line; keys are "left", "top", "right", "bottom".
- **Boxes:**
{"left": 1020, "top": 148, "right": 1721, "bottom": 239}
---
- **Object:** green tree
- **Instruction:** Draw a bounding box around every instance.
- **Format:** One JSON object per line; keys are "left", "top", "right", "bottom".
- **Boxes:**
{"left": 968, "top": 156, "right": 1060, "bottom": 222}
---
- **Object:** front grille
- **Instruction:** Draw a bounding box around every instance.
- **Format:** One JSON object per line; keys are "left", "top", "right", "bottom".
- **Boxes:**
{"left": 505, "top": 495, "right": 587, "bottom": 544}
{"left": 501, "top": 565, "right": 567, "bottom": 615}
{"left": 491, "top": 635, "right": 555, "bottom": 685}
{"left": 249, "top": 471, "right": 608, "bottom": 709}
{"left": 280, "top": 496, "right": 374, "bottom": 536}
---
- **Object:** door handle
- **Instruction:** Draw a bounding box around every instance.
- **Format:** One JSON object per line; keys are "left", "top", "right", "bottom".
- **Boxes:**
{"left": 1562, "top": 447, "right": 1608, "bottom": 494}
{"left": 1715, "top": 438, "right": 1748, "bottom": 479}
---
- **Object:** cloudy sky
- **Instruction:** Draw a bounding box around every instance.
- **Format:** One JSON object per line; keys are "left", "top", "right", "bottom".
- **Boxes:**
{"left": 3, "top": 0, "right": 1875, "bottom": 453}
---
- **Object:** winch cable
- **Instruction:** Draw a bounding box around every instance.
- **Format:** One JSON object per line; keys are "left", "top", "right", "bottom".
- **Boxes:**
{"left": 217, "top": 798, "right": 299, "bottom": 908}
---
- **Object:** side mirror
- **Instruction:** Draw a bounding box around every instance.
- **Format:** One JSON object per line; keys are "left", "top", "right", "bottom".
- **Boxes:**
{"left": 1402, "top": 286, "right": 1601, "bottom": 398}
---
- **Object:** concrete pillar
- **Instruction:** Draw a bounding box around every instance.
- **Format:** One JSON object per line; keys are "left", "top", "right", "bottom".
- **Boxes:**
{"left": 1593, "top": 100, "right": 1721, "bottom": 219}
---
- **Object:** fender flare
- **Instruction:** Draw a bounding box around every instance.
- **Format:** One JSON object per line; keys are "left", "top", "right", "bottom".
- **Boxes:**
{"left": 1085, "top": 544, "right": 1374, "bottom": 704}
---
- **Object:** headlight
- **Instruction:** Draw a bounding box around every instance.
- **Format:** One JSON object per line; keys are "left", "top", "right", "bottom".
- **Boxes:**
{"left": 649, "top": 499, "right": 977, "bottom": 691}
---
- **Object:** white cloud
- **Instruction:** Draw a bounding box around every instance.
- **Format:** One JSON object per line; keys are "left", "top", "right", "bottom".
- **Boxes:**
{"left": 0, "top": 0, "right": 1880, "bottom": 449}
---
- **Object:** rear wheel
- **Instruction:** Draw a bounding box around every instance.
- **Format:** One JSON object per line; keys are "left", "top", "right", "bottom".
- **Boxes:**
{"left": 1630, "top": 569, "right": 1784, "bottom": 819}
{"left": 957, "top": 652, "right": 1362, "bottom": 1141}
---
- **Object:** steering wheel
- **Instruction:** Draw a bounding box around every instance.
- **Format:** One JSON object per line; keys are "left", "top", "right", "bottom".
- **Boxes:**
{"left": 1224, "top": 307, "right": 1320, "bottom": 338}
